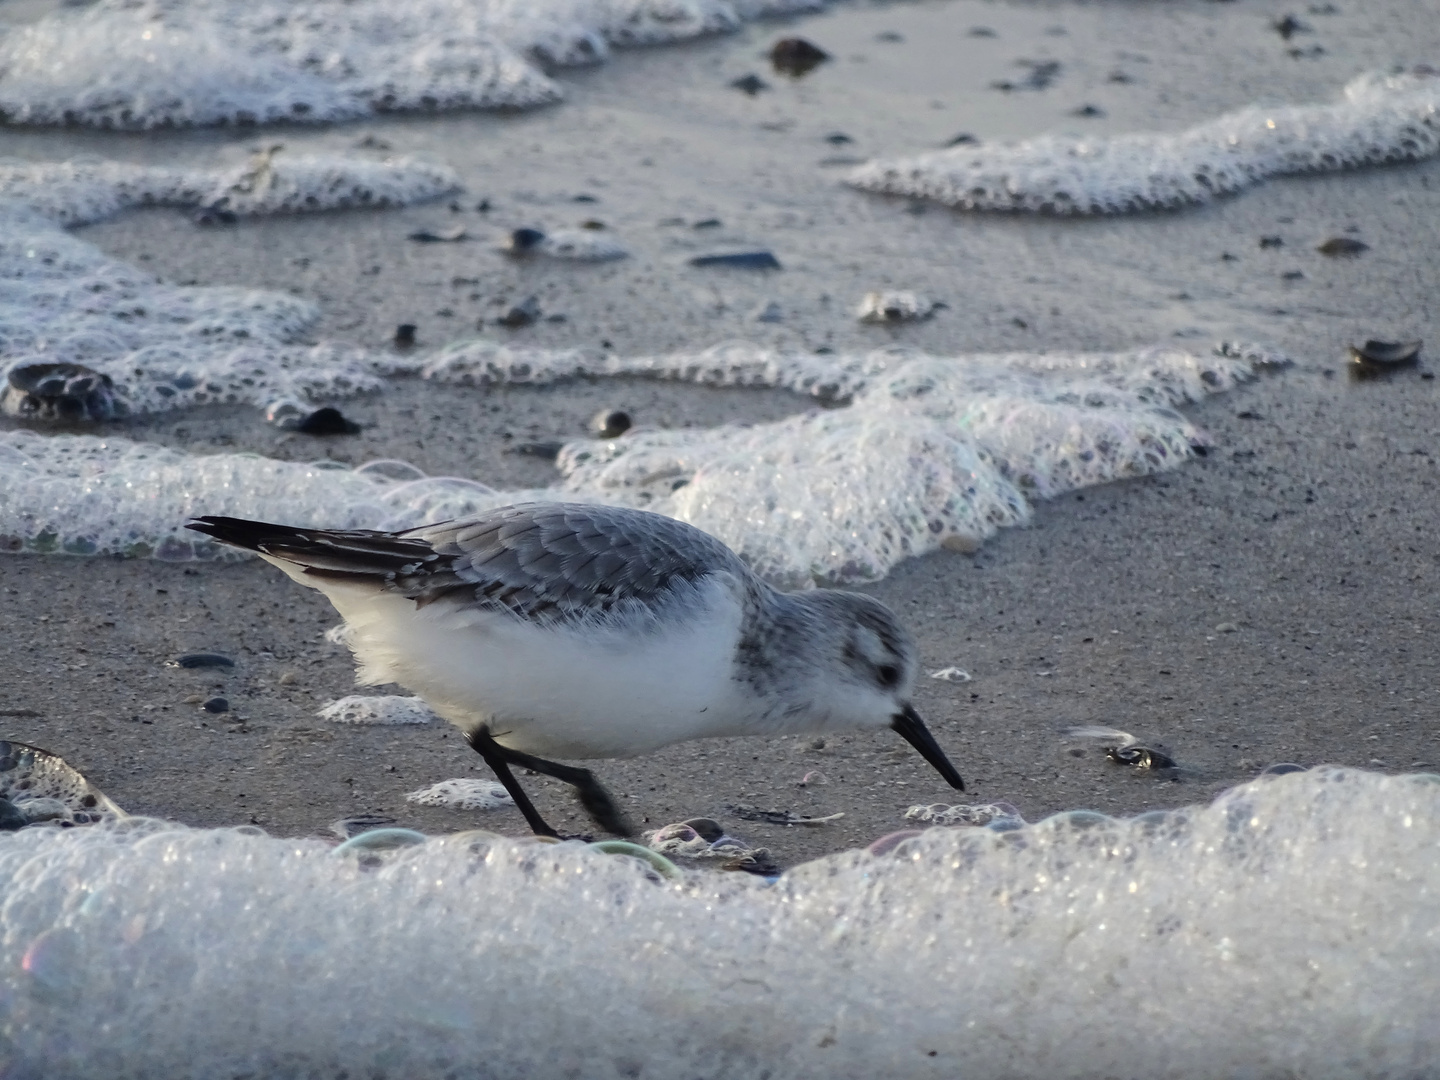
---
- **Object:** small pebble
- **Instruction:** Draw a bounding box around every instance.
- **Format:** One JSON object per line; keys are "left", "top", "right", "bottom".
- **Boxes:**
{"left": 752, "top": 300, "right": 783, "bottom": 323}
{"left": 1072, "top": 104, "right": 1105, "bottom": 118}
{"left": 1349, "top": 338, "right": 1423, "bottom": 376}
{"left": 507, "top": 440, "right": 565, "bottom": 460}
{"left": 297, "top": 407, "right": 362, "bottom": 436}
{"left": 1215, "top": 622, "right": 1239, "bottom": 633}
{"left": 408, "top": 225, "right": 467, "bottom": 243}
{"left": 202, "top": 697, "right": 230, "bottom": 714}
{"left": 857, "top": 290, "right": 943, "bottom": 324}
{"left": 1273, "top": 13, "right": 1309, "bottom": 38}
{"left": 278, "top": 671, "right": 299, "bottom": 686}
{"left": 1317, "top": 237, "right": 1369, "bottom": 256}
{"left": 502, "top": 228, "right": 547, "bottom": 254}
{"left": 729, "top": 74, "right": 770, "bottom": 95}
{"left": 770, "top": 37, "right": 830, "bottom": 77}
{"left": 394, "top": 324, "right": 417, "bottom": 347}
{"left": 497, "top": 296, "right": 541, "bottom": 328}
{"left": 690, "top": 251, "right": 781, "bottom": 270}
{"left": 590, "top": 409, "right": 632, "bottom": 439}
{"left": 169, "top": 652, "right": 236, "bottom": 669}
{"left": 824, "top": 132, "right": 853, "bottom": 145}
{"left": 944, "top": 133, "right": 979, "bottom": 147}
{"left": 1259, "top": 236, "right": 1284, "bottom": 248}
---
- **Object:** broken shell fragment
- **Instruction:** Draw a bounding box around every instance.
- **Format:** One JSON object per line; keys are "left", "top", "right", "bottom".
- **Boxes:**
{"left": 2, "top": 362, "right": 125, "bottom": 422}
{"left": 1349, "top": 339, "right": 1423, "bottom": 375}
{"left": 857, "top": 291, "right": 944, "bottom": 324}
{"left": 1105, "top": 745, "right": 1178, "bottom": 770}
{"left": 408, "top": 225, "right": 467, "bottom": 243}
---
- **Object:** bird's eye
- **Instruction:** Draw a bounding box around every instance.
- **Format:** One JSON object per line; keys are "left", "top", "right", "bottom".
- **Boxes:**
{"left": 876, "top": 664, "right": 901, "bottom": 688}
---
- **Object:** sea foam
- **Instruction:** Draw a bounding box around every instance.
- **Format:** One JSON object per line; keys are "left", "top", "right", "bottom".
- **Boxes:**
{"left": 0, "top": 768, "right": 1435, "bottom": 1079}
{"left": 0, "top": 340, "right": 1282, "bottom": 583}
{"left": 0, "top": 0, "right": 827, "bottom": 129}
{"left": 849, "top": 68, "right": 1440, "bottom": 213}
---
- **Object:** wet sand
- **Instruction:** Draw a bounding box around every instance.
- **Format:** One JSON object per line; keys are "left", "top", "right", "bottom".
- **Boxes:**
{"left": 2, "top": 0, "right": 1439, "bottom": 865}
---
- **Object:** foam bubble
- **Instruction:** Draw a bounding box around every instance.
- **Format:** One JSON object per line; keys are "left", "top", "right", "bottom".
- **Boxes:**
{"left": 404, "top": 778, "right": 514, "bottom": 810}
{"left": 0, "top": 202, "right": 419, "bottom": 422}
{"left": 317, "top": 695, "right": 438, "bottom": 725}
{"left": 0, "top": 0, "right": 827, "bottom": 130}
{"left": 849, "top": 68, "right": 1440, "bottom": 213}
{"left": 0, "top": 340, "right": 1283, "bottom": 581}
{"left": 0, "top": 768, "right": 1435, "bottom": 1077}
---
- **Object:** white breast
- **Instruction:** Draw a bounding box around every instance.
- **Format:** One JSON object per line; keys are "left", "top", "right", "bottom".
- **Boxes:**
{"left": 304, "top": 569, "right": 751, "bottom": 760}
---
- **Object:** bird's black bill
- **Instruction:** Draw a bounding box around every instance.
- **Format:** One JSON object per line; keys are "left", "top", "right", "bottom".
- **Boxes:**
{"left": 892, "top": 703, "right": 965, "bottom": 791}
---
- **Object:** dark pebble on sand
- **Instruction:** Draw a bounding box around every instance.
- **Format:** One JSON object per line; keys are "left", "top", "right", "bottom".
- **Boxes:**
{"left": 875, "top": 31, "right": 903, "bottom": 43}
{"left": 572, "top": 193, "right": 599, "bottom": 203}
{"left": 1317, "top": 237, "right": 1369, "bottom": 256}
{"left": 394, "top": 324, "right": 417, "bottom": 347}
{"left": 824, "top": 132, "right": 854, "bottom": 145}
{"left": 170, "top": 653, "right": 236, "bottom": 670}
{"left": 729, "top": 74, "right": 770, "bottom": 95}
{"left": 591, "top": 409, "right": 632, "bottom": 439}
{"left": 296, "top": 407, "right": 362, "bottom": 436}
{"left": 506, "top": 440, "right": 565, "bottom": 460}
{"left": 690, "top": 251, "right": 781, "bottom": 270}
{"left": 692, "top": 218, "right": 723, "bottom": 229}
{"left": 1260, "top": 236, "right": 1284, "bottom": 248}
{"left": 0, "top": 798, "right": 27, "bottom": 832}
{"left": 407, "top": 225, "right": 467, "bottom": 243}
{"left": 944, "top": 133, "right": 979, "bottom": 147}
{"left": 1282, "top": 270, "right": 1305, "bottom": 280}
{"left": 193, "top": 207, "right": 238, "bottom": 226}
{"left": 202, "top": 697, "right": 230, "bottom": 714}
{"left": 503, "top": 228, "right": 547, "bottom": 254}
{"left": 968, "top": 26, "right": 997, "bottom": 37}
{"left": 1073, "top": 104, "right": 1105, "bottom": 117}
{"left": 497, "top": 295, "right": 542, "bottom": 328}
{"left": 1273, "top": 14, "right": 1309, "bottom": 38}
{"left": 770, "top": 38, "right": 830, "bottom": 77}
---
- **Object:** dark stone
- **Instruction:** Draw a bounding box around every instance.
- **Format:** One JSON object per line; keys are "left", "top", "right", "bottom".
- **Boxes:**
{"left": 824, "top": 132, "right": 854, "bottom": 145}
{"left": 729, "top": 74, "right": 770, "bottom": 95}
{"left": 170, "top": 653, "right": 236, "bottom": 669}
{"left": 394, "top": 324, "right": 417, "bottom": 347}
{"left": 1106, "top": 745, "right": 1178, "bottom": 769}
{"left": 770, "top": 37, "right": 830, "bottom": 77}
{"left": 944, "top": 133, "right": 979, "bottom": 147}
{"left": 1072, "top": 104, "right": 1105, "bottom": 117}
{"left": 689, "top": 251, "right": 782, "bottom": 270}
{"left": 297, "top": 407, "right": 362, "bottom": 435}
{"left": 1273, "top": 13, "right": 1309, "bottom": 38}
{"left": 1317, "top": 237, "right": 1369, "bottom": 256}
{"left": 202, "top": 697, "right": 230, "bottom": 714}
{"left": 591, "top": 409, "right": 632, "bottom": 439}
{"left": 497, "top": 295, "right": 541, "bottom": 328}
{"left": 504, "top": 228, "right": 547, "bottom": 254}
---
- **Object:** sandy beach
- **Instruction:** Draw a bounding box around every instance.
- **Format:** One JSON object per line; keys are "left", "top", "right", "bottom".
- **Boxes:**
{"left": 2, "top": 0, "right": 1439, "bottom": 870}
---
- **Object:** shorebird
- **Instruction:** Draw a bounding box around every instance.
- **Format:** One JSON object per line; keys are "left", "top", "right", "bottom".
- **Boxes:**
{"left": 188, "top": 504, "right": 964, "bottom": 837}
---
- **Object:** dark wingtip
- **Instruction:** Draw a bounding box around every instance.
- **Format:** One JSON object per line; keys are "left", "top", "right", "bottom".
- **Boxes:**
{"left": 183, "top": 515, "right": 295, "bottom": 553}
{"left": 892, "top": 703, "right": 966, "bottom": 791}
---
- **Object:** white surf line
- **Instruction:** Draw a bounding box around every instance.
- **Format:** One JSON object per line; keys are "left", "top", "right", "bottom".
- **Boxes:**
{"left": 848, "top": 67, "right": 1440, "bottom": 214}
{"left": 0, "top": 0, "right": 829, "bottom": 129}
{"left": 0, "top": 340, "right": 1285, "bottom": 584}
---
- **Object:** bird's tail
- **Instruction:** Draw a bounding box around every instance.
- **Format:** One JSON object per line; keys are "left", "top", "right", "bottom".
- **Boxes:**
{"left": 186, "top": 516, "right": 436, "bottom": 584}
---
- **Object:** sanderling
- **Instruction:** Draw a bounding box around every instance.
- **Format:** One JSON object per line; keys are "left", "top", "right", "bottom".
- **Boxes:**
{"left": 188, "top": 503, "right": 964, "bottom": 837}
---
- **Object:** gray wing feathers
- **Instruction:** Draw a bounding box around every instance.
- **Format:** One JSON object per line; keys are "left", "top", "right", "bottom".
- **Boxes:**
{"left": 403, "top": 503, "right": 749, "bottom": 620}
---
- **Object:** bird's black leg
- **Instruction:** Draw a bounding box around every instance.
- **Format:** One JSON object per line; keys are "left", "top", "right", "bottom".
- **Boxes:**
{"left": 465, "top": 729, "right": 633, "bottom": 838}
{"left": 465, "top": 729, "right": 560, "bottom": 838}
